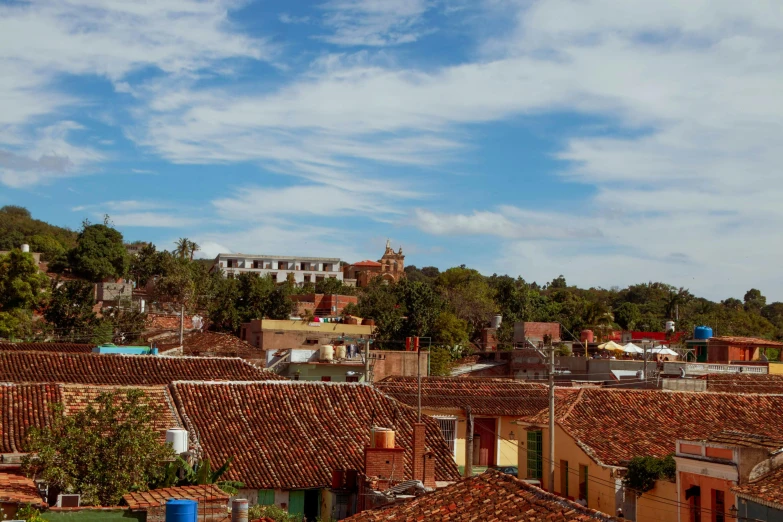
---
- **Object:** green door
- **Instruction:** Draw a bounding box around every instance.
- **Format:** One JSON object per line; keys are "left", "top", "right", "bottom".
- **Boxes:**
{"left": 289, "top": 490, "right": 305, "bottom": 518}
{"left": 258, "top": 489, "right": 274, "bottom": 506}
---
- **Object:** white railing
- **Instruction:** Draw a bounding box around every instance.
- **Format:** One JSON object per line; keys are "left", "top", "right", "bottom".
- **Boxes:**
{"left": 678, "top": 363, "right": 767, "bottom": 375}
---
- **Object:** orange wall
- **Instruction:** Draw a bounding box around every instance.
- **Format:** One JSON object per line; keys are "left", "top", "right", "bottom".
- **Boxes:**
{"left": 679, "top": 472, "right": 735, "bottom": 522}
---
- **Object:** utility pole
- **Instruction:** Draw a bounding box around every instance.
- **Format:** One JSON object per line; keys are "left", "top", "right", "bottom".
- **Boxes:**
{"left": 548, "top": 343, "right": 555, "bottom": 492}
{"left": 416, "top": 337, "right": 422, "bottom": 422}
{"left": 364, "top": 339, "right": 371, "bottom": 383}
{"left": 465, "top": 405, "right": 473, "bottom": 478}
{"left": 179, "top": 304, "right": 185, "bottom": 346}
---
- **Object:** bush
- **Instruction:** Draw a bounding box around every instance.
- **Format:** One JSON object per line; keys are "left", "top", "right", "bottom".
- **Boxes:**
{"left": 623, "top": 454, "right": 676, "bottom": 495}
{"left": 247, "top": 504, "right": 299, "bottom": 521}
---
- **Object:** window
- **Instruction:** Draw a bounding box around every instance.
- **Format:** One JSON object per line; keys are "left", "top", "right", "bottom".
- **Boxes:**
{"left": 526, "top": 431, "right": 543, "bottom": 480}
{"left": 436, "top": 418, "right": 457, "bottom": 456}
{"left": 712, "top": 490, "right": 725, "bottom": 522}
{"left": 578, "top": 464, "right": 588, "bottom": 503}
{"left": 346, "top": 375, "right": 359, "bottom": 383}
{"left": 321, "top": 376, "right": 332, "bottom": 382}
{"left": 560, "top": 460, "right": 569, "bottom": 497}
{"left": 305, "top": 338, "right": 319, "bottom": 345}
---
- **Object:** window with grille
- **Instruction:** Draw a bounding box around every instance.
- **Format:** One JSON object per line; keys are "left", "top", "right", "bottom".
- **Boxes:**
{"left": 527, "top": 431, "right": 543, "bottom": 479}
{"left": 436, "top": 418, "right": 457, "bottom": 456}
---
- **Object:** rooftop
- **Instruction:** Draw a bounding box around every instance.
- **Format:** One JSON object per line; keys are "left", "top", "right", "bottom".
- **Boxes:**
{"left": 698, "top": 373, "right": 783, "bottom": 393}
{"left": 0, "top": 383, "right": 181, "bottom": 453}
{"left": 375, "top": 377, "right": 575, "bottom": 418}
{"left": 253, "top": 318, "right": 373, "bottom": 335}
{"left": 547, "top": 389, "right": 783, "bottom": 467}
{"left": 0, "top": 351, "right": 283, "bottom": 385}
{"left": 169, "top": 381, "right": 461, "bottom": 490}
{"left": 344, "top": 469, "right": 616, "bottom": 521}
{"left": 123, "top": 484, "right": 228, "bottom": 510}
{"left": 732, "top": 465, "right": 783, "bottom": 510}
{"left": 349, "top": 260, "right": 382, "bottom": 267}
{"left": 0, "top": 472, "right": 46, "bottom": 508}
{"left": 709, "top": 336, "right": 783, "bottom": 347}
{"left": 215, "top": 253, "right": 341, "bottom": 262}
{"left": 157, "top": 331, "right": 265, "bottom": 359}
{"left": 701, "top": 430, "right": 783, "bottom": 451}
{"left": 0, "top": 342, "right": 94, "bottom": 353}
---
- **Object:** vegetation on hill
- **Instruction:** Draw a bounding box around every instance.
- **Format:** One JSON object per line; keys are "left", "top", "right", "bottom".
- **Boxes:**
{"left": 0, "top": 205, "right": 77, "bottom": 261}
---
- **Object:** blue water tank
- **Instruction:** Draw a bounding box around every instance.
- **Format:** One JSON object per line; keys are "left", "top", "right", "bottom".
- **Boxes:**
{"left": 166, "top": 499, "right": 197, "bottom": 522}
{"left": 694, "top": 326, "right": 713, "bottom": 340}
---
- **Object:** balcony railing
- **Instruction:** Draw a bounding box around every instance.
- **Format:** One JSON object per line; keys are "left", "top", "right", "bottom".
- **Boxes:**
{"left": 663, "top": 362, "right": 768, "bottom": 376}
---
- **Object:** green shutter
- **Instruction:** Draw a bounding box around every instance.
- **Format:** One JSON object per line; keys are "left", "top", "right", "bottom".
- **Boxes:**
{"left": 288, "top": 490, "right": 305, "bottom": 517}
{"left": 526, "top": 431, "right": 543, "bottom": 480}
{"left": 258, "top": 489, "right": 274, "bottom": 506}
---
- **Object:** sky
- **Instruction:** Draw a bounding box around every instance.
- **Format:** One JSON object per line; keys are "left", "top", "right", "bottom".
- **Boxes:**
{"left": 1, "top": 0, "right": 782, "bottom": 302}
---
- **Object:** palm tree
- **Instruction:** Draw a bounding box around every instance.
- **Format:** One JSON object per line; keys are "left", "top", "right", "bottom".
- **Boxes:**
{"left": 187, "top": 240, "right": 200, "bottom": 261}
{"left": 174, "top": 238, "right": 190, "bottom": 259}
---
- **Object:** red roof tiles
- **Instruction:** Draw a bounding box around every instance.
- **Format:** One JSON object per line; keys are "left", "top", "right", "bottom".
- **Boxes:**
{"left": 552, "top": 389, "right": 783, "bottom": 467}
{"left": 0, "top": 351, "right": 283, "bottom": 385}
{"left": 0, "top": 383, "right": 182, "bottom": 452}
{"left": 350, "top": 260, "right": 382, "bottom": 267}
{"left": 0, "top": 342, "right": 94, "bottom": 353}
{"left": 0, "top": 383, "right": 60, "bottom": 453}
{"left": 123, "top": 484, "right": 228, "bottom": 510}
{"left": 698, "top": 373, "right": 783, "bottom": 393}
{"left": 169, "top": 381, "right": 461, "bottom": 490}
{"left": 733, "top": 465, "right": 783, "bottom": 510}
{"left": 0, "top": 472, "right": 46, "bottom": 507}
{"left": 376, "top": 376, "right": 574, "bottom": 418}
{"left": 345, "top": 469, "right": 616, "bottom": 521}
{"left": 158, "top": 331, "right": 265, "bottom": 359}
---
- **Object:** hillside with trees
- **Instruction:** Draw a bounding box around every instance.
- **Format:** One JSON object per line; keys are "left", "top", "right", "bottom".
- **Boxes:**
{"left": 0, "top": 208, "right": 781, "bottom": 356}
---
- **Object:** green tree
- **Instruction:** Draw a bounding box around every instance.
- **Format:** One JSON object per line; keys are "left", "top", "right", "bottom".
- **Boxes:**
{"left": 436, "top": 267, "right": 495, "bottom": 339}
{"left": 744, "top": 288, "right": 766, "bottom": 313}
{"left": 43, "top": 280, "right": 99, "bottom": 342}
{"left": 315, "top": 276, "right": 350, "bottom": 295}
{"left": 622, "top": 455, "right": 676, "bottom": 495}
{"left": 129, "top": 243, "right": 164, "bottom": 287}
{"left": 208, "top": 276, "right": 241, "bottom": 332}
{"left": 432, "top": 311, "right": 470, "bottom": 348}
{"left": 22, "top": 389, "right": 175, "bottom": 506}
{"left": 174, "top": 238, "right": 200, "bottom": 261}
{"left": 397, "top": 279, "right": 444, "bottom": 339}
{"left": 614, "top": 302, "right": 641, "bottom": 331}
{"left": 29, "top": 234, "right": 66, "bottom": 262}
{"left": 0, "top": 249, "right": 48, "bottom": 311}
{"left": 68, "top": 224, "right": 129, "bottom": 282}
{"left": 154, "top": 456, "right": 243, "bottom": 495}
{"left": 0, "top": 309, "right": 34, "bottom": 340}
{"left": 549, "top": 275, "right": 567, "bottom": 289}
{"left": 429, "top": 345, "right": 455, "bottom": 377}
{"left": 356, "top": 279, "right": 405, "bottom": 345}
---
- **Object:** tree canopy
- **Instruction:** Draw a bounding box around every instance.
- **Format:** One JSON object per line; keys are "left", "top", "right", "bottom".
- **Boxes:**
{"left": 68, "top": 223, "right": 129, "bottom": 282}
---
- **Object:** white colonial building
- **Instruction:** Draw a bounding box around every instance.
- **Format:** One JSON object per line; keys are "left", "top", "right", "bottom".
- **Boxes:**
{"left": 210, "top": 253, "right": 343, "bottom": 285}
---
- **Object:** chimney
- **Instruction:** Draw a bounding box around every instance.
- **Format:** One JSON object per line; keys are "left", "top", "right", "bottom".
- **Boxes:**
{"left": 363, "top": 427, "right": 405, "bottom": 491}
{"left": 412, "top": 423, "right": 437, "bottom": 488}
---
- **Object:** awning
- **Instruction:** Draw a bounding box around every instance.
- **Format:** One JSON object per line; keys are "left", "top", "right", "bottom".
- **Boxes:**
{"left": 685, "top": 485, "right": 701, "bottom": 500}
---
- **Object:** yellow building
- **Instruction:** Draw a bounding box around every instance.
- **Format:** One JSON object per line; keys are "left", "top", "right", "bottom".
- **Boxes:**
{"left": 516, "top": 388, "right": 783, "bottom": 521}
{"left": 375, "top": 377, "right": 565, "bottom": 471}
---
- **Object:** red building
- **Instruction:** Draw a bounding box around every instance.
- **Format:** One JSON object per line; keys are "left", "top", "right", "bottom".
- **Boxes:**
{"left": 707, "top": 336, "right": 783, "bottom": 364}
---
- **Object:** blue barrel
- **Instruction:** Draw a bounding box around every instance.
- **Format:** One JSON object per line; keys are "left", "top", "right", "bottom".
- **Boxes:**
{"left": 694, "top": 326, "right": 713, "bottom": 340}
{"left": 151, "top": 347, "right": 159, "bottom": 355}
{"left": 166, "top": 499, "right": 197, "bottom": 522}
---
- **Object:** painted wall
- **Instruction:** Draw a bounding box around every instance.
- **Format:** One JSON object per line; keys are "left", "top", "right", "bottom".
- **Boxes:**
{"left": 679, "top": 472, "right": 736, "bottom": 522}
{"left": 518, "top": 424, "right": 680, "bottom": 520}
{"left": 289, "top": 363, "right": 364, "bottom": 382}
{"left": 768, "top": 362, "right": 783, "bottom": 375}
{"left": 427, "top": 409, "right": 518, "bottom": 469}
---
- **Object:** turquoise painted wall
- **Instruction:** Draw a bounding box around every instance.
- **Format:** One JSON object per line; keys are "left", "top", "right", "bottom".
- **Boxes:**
{"left": 93, "top": 347, "right": 151, "bottom": 355}
{"left": 41, "top": 509, "right": 144, "bottom": 521}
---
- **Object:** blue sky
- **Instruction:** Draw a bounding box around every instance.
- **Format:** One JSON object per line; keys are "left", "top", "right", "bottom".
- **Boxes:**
{"left": 1, "top": 0, "right": 782, "bottom": 301}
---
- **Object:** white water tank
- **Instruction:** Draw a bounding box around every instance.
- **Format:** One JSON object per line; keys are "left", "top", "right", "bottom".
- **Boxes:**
{"left": 492, "top": 315, "right": 502, "bottom": 329}
{"left": 320, "top": 345, "right": 335, "bottom": 362}
{"left": 336, "top": 345, "right": 347, "bottom": 359}
{"left": 21, "top": 244, "right": 30, "bottom": 253}
{"left": 665, "top": 321, "right": 675, "bottom": 333}
{"left": 166, "top": 428, "right": 189, "bottom": 454}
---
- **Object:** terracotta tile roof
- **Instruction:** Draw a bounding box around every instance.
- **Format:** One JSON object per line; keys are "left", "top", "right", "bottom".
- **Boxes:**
{"left": 0, "top": 472, "right": 46, "bottom": 507}
{"left": 375, "top": 377, "right": 575, "bottom": 418}
{"left": 123, "top": 484, "right": 228, "bottom": 510}
{"left": 60, "top": 384, "right": 182, "bottom": 440}
{"left": 344, "top": 469, "right": 616, "bottom": 521}
{"left": 0, "top": 383, "right": 61, "bottom": 453}
{"left": 158, "top": 331, "right": 265, "bottom": 359}
{"left": 698, "top": 373, "right": 783, "bottom": 393}
{"left": 709, "top": 336, "right": 783, "bottom": 347}
{"left": 551, "top": 389, "right": 783, "bottom": 467}
{"left": 350, "top": 260, "right": 382, "bottom": 267}
{"left": 0, "top": 383, "right": 182, "bottom": 452}
{"left": 0, "top": 342, "right": 95, "bottom": 353}
{"left": 169, "top": 381, "right": 461, "bottom": 490}
{"left": 702, "top": 430, "right": 783, "bottom": 450}
{"left": 733, "top": 465, "right": 783, "bottom": 509}
{"left": 0, "top": 352, "right": 283, "bottom": 385}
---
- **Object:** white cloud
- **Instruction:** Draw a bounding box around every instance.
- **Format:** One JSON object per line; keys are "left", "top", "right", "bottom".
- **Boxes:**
{"left": 279, "top": 13, "right": 310, "bottom": 24}
{"left": 110, "top": 212, "right": 200, "bottom": 228}
{"left": 0, "top": 0, "right": 270, "bottom": 186}
{"left": 318, "top": 0, "right": 432, "bottom": 46}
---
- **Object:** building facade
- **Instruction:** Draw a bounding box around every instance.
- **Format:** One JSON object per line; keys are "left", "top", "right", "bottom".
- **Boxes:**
{"left": 211, "top": 253, "right": 343, "bottom": 284}
{"left": 344, "top": 241, "right": 405, "bottom": 287}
